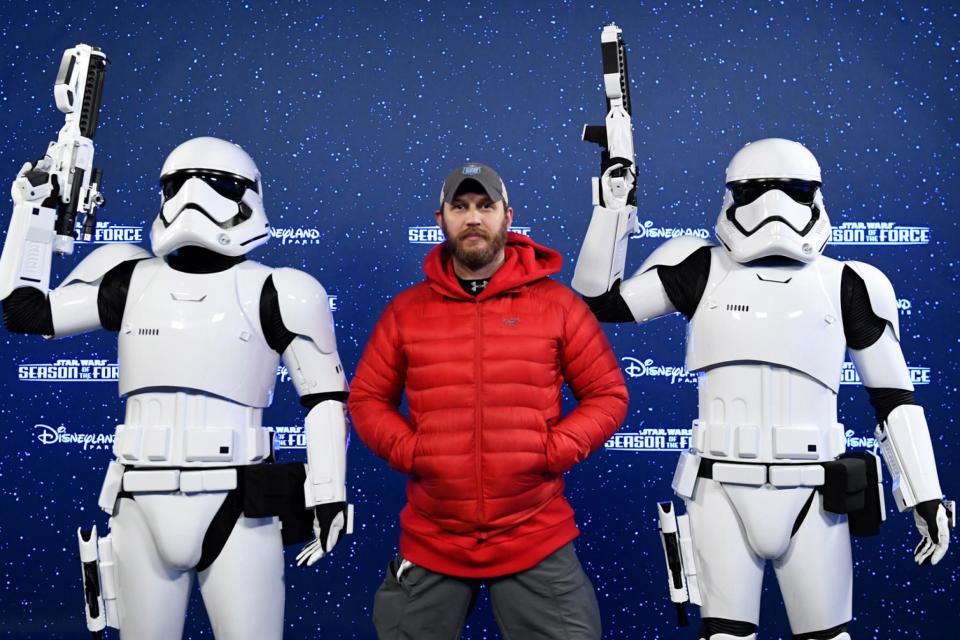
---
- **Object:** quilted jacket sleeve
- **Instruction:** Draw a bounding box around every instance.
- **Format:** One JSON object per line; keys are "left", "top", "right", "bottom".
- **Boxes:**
{"left": 348, "top": 302, "right": 418, "bottom": 474}
{"left": 546, "top": 290, "right": 629, "bottom": 474}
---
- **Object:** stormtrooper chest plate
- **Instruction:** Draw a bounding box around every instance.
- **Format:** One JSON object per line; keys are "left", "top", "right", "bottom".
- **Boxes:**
{"left": 687, "top": 252, "right": 847, "bottom": 392}
{"left": 118, "top": 259, "right": 278, "bottom": 407}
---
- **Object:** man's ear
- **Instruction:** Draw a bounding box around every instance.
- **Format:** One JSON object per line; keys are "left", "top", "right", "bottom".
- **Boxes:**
{"left": 434, "top": 209, "right": 443, "bottom": 227}
{"left": 504, "top": 206, "right": 514, "bottom": 228}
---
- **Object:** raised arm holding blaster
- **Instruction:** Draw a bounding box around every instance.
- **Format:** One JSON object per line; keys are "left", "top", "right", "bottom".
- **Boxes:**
{"left": 0, "top": 43, "right": 107, "bottom": 299}
{"left": 572, "top": 23, "right": 639, "bottom": 299}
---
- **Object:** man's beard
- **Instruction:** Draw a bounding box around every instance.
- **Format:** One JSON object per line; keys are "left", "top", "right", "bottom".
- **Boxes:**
{"left": 442, "top": 217, "right": 508, "bottom": 271}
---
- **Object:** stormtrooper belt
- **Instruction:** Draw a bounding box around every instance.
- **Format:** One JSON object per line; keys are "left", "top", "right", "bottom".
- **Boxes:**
{"left": 697, "top": 458, "right": 826, "bottom": 487}
{"left": 121, "top": 468, "right": 238, "bottom": 493}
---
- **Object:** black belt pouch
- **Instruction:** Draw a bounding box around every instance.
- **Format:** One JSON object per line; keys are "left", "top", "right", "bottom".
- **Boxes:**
{"left": 841, "top": 451, "right": 884, "bottom": 537}
{"left": 821, "top": 456, "right": 867, "bottom": 514}
{"left": 241, "top": 463, "right": 314, "bottom": 545}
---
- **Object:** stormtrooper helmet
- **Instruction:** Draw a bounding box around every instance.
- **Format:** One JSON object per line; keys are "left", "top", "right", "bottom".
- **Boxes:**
{"left": 150, "top": 137, "right": 270, "bottom": 257}
{"left": 715, "top": 138, "right": 830, "bottom": 264}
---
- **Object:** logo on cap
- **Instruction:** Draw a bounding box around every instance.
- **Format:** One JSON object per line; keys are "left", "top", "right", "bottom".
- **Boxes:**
{"left": 462, "top": 165, "right": 482, "bottom": 176}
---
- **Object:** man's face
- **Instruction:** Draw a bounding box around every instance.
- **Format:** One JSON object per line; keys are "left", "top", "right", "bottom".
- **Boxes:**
{"left": 435, "top": 191, "right": 513, "bottom": 271}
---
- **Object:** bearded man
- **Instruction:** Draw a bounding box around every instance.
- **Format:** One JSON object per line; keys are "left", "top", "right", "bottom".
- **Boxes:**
{"left": 349, "top": 163, "right": 629, "bottom": 640}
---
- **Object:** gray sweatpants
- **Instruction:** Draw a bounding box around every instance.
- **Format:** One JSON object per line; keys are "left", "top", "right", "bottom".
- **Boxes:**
{"left": 372, "top": 542, "right": 602, "bottom": 640}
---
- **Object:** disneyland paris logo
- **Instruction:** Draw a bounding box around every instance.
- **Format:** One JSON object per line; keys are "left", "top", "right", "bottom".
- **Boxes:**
{"left": 269, "top": 226, "right": 322, "bottom": 246}
{"left": 18, "top": 358, "right": 118, "bottom": 382}
{"left": 845, "top": 430, "right": 877, "bottom": 450}
{"left": 831, "top": 221, "right": 930, "bottom": 245}
{"left": 34, "top": 424, "right": 114, "bottom": 451}
{"left": 621, "top": 356, "right": 698, "bottom": 384}
{"left": 408, "top": 226, "right": 532, "bottom": 244}
{"left": 74, "top": 220, "right": 143, "bottom": 244}
{"left": 840, "top": 361, "right": 931, "bottom": 386}
{"left": 631, "top": 220, "right": 711, "bottom": 241}
{"left": 605, "top": 426, "right": 692, "bottom": 452}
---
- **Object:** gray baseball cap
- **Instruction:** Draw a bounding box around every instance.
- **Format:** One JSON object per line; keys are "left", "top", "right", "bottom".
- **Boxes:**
{"left": 439, "top": 163, "right": 509, "bottom": 208}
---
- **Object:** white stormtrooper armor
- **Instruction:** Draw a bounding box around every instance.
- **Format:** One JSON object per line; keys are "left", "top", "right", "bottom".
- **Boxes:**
{"left": 574, "top": 138, "right": 951, "bottom": 639}
{"left": 2, "top": 137, "right": 350, "bottom": 639}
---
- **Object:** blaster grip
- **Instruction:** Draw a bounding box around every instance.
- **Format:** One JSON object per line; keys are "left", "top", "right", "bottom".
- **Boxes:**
{"left": 55, "top": 166, "right": 85, "bottom": 243}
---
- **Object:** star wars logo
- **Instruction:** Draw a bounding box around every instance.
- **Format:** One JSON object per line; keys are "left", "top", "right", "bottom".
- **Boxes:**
{"left": 270, "top": 227, "right": 322, "bottom": 245}
{"left": 839, "top": 361, "right": 931, "bottom": 386}
{"left": 18, "top": 358, "right": 119, "bottom": 382}
{"left": 271, "top": 425, "right": 307, "bottom": 449}
{"left": 844, "top": 429, "right": 877, "bottom": 450}
{"left": 631, "top": 220, "right": 711, "bottom": 241}
{"left": 831, "top": 221, "right": 930, "bottom": 245}
{"left": 621, "top": 357, "right": 698, "bottom": 384}
{"left": 407, "top": 226, "right": 532, "bottom": 244}
{"left": 34, "top": 424, "right": 114, "bottom": 451}
{"left": 605, "top": 426, "right": 692, "bottom": 452}
{"left": 74, "top": 220, "right": 143, "bottom": 244}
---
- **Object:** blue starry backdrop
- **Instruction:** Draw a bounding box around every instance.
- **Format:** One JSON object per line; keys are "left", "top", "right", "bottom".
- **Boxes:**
{"left": 0, "top": 1, "right": 957, "bottom": 638}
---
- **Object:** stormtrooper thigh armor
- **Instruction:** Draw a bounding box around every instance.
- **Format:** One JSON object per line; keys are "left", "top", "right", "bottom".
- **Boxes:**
{"left": 685, "top": 478, "right": 851, "bottom": 636}
{"left": 109, "top": 491, "right": 283, "bottom": 640}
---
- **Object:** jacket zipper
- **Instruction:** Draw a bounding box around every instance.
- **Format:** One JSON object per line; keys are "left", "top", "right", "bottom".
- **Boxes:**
{"left": 474, "top": 299, "right": 486, "bottom": 540}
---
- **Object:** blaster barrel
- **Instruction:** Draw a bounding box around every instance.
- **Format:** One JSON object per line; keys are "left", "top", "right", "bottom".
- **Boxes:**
{"left": 600, "top": 24, "right": 631, "bottom": 114}
{"left": 78, "top": 52, "right": 107, "bottom": 139}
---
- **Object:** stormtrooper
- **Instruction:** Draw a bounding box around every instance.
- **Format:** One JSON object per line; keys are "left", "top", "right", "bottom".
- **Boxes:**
{"left": 572, "top": 137, "right": 953, "bottom": 639}
{"left": 1, "top": 136, "right": 351, "bottom": 639}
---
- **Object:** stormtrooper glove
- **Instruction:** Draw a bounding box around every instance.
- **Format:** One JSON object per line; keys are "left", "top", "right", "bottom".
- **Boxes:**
{"left": 912, "top": 499, "right": 952, "bottom": 566}
{"left": 296, "top": 501, "right": 351, "bottom": 567}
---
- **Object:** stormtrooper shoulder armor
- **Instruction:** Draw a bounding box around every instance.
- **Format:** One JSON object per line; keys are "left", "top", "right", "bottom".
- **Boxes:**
{"left": 617, "top": 236, "right": 714, "bottom": 324}
{"left": 637, "top": 235, "right": 714, "bottom": 275}
{"left": 272, "top": 268, "right": 336, "bottom": 354}
{"left": 61, "top": 244, "right": 153, "bottom": 287}
{"left": 49, "top": 244, "right": 152, "bottom": 337}
{"left": 844, "top": 261, "right": 900, "bottom": 341}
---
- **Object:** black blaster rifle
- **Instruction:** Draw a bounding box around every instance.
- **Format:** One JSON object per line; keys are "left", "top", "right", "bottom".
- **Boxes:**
{"left": 582, "top": 23, "right": 636, "bottom": 209}
{"left": 49, "top": 43, "right": 109, "bottom": 250}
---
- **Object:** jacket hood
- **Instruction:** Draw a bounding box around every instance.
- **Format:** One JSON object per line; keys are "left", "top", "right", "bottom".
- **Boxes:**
{"left": 423, "top": 231, "right": 562, "bottom": 300}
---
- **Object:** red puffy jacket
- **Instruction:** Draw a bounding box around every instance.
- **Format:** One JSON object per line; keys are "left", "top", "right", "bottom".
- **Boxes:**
{"left": 349, "top": 233, "right": 628, "bottom": 577}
